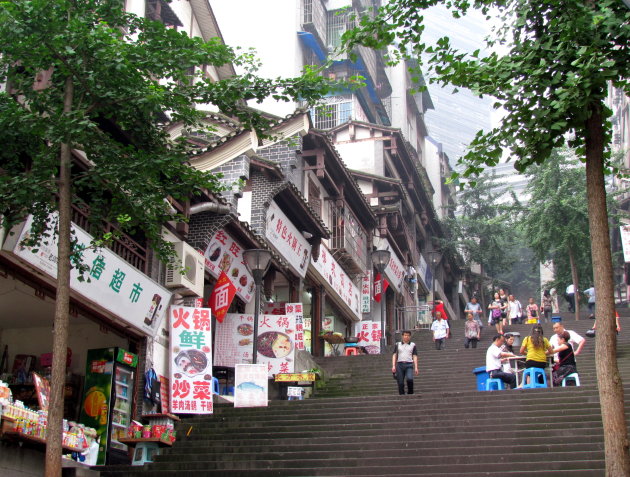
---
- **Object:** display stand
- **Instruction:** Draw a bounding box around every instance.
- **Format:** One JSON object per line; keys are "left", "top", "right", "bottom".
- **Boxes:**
{"left": 321, "top": 334, "right": 345, "bottom": 356}
{"left": 119, "top": 437, "right": 172, "bottom": 466}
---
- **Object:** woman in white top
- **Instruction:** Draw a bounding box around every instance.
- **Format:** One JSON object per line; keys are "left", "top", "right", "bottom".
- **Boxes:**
{"left": 507, "top": 295, "right": 522, "bottom": 326}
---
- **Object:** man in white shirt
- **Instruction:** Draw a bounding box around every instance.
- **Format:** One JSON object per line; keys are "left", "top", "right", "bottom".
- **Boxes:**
{"left": 486, "top": 334, "right": 517, "bottom": 388}
{"left": 566, "top": 284, "right": 576, "bottom": 312}
{"left": 549, "top": 322, "right": 585, "bottom": 362}
{"left": 431, "top": 312, "right": 450, "bottom": 350}
{"left": 391, "top": 331, "right": 419, "bottom": 394}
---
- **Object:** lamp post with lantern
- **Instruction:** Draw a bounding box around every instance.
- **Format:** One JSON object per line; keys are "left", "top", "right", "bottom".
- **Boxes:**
{"left": 371, "top": 249, "right": 391, "bottom": 353}
{"left": 428, "top": 250, "right": 443, "bottom": 318}
{"left": 242, "top": 249, "right": 272, "bottom": 364}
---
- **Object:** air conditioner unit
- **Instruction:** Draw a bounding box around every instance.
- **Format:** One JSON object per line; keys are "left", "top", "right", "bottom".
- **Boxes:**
{"left": 165, "top": 241, "right": 205, "bottom": 296}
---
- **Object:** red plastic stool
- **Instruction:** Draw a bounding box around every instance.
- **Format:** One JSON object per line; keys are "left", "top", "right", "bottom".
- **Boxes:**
{"left": 344, "top": 347, "right": 358, "bottom": 356}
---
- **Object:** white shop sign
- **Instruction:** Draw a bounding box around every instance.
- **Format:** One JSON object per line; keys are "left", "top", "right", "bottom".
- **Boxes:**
{"left": 265, "top": 200, "right": 311, "bottom": 278}
{"left": 381, "top": 239, "right": 405, "bottom": 292}
{"left": 310, "top": 244, "right": 361, "bottom": 320}
{"left": 8, "top": 214, "right": 172, "bottom": 337}
{"left": 417, "top": 255, "right": 429, "bottom": 290}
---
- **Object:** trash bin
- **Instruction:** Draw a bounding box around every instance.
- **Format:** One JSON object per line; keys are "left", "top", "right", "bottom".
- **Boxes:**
{"left": 473, "top": 366, "right": 489, "bottom": 391}
{"left": 509, "top": 332, "right": 521, "bottom": 348}
{"left": 551, "top": 316, "right": 562, "bottom": 323}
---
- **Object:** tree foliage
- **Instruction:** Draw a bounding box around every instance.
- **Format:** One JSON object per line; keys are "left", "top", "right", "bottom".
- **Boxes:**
{"left": 0, "top": 0, "right": 336, "bottom": 263}
{"left": 442, "top": 171, "right": 518, "bottom": 283}
{"left": 522, "top": 148, "right": 592, "bottom": 288}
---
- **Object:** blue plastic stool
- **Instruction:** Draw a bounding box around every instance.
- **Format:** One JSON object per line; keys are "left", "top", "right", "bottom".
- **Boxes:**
{"left": 562, "top": 373, "right": 580, "bottom": 387}
{"left": 212, "top": 376, "right": 220, "bottom": 395}
{"left": 221, "top": 385, "right": 234, "bottom": 396}
{"left": 522, "top": 368, "right": 547, "bottom": 388}
{"left": 485, "top": 378, "right": 505, "bottom": 391}
{"left": 132, "top": 442, "right": 160, "bottom": 466}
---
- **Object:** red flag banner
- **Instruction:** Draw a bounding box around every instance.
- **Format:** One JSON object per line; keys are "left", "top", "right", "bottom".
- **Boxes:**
{"left": 374, "top": 273, "right": 390, "bottom": 303}
{"left": 209, "top": 271, "right": 237, "bottom": 323}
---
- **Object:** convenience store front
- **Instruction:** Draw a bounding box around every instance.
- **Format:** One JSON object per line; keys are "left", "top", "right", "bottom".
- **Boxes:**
{"left": 0, "top": 216, "right": 172, "bottom": 471}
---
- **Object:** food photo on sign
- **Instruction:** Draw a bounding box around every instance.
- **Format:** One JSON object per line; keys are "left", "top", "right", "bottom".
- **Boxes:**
{"left": 169, "top": 306, "right": 214, "bottom": 414}
{"left": 214, "top": 313, "right": 296, "bottom": 377}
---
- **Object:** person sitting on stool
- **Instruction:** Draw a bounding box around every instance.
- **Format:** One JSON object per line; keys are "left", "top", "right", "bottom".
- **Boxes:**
{"left": 486, "top": 334, "right": 517, "bottom": 389}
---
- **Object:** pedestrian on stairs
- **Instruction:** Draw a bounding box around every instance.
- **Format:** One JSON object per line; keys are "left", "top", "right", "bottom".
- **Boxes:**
{"left": 464, "top": 313, "right": 481, "bottom": 348}
{"left": 392, "top": 330, "right": 418, "bottom": 395}
{"left": 431, "top": 312, "right": 450, "bottom": 350}
{"left": 465, "top": 296, "right": 484, "bottom": 332}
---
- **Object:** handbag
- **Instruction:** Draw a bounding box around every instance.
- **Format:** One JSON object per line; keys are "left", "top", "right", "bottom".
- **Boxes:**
{"left": 552, "top": 347, "right": 572, "bottom": 372}
{"left": 492, "top": 308, "right": 501, "bottom": 319}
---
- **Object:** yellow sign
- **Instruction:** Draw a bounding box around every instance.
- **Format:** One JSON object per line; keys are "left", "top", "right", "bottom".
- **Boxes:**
{"left": 275, "top": 373, "right": 316, "bottom": 382}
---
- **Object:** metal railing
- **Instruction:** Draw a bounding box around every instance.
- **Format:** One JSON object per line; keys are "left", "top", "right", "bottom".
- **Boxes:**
{"left": 396, "top": 305, "right": 432, "bottom": 330}
{"left": 302, "top": 0, "right": 327, "bottom": 45}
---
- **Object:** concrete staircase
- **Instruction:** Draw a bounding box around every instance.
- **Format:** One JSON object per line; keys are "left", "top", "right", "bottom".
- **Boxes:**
{"left": 100, "top": 313, "right": 629, "bottom": 476}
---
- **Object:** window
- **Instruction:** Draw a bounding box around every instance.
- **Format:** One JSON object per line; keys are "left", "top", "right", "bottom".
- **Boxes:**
{"left": 310, "top": 96, "right": 353, "bottom": 129}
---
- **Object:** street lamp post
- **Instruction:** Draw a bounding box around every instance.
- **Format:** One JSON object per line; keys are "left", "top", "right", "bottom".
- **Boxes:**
{"left": 243, "top": 249, "right": 272, "bottom": 365}
{"left": 428, "top": 250, "right": 442, "bottom": 318}
{"left": 371, "top": 249, "right": 391, "bottom": 353}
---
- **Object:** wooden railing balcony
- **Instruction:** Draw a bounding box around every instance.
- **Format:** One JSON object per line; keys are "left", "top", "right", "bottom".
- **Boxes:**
{"left": 71, "top": 202, "right": 148, "bottom": 275}
{"left": 328, "top": 201, "right": 367, "bottom": 276}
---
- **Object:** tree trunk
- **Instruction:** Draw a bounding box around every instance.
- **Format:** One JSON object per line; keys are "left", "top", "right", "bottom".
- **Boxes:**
{"left": 568, "top": 248, "right": 580, "bottom": 321}
{"left": 585, "top": 100, "right": 630, "bottom": 476}
{"left": 45, "top": 75, "right": 74, "bottom": 477}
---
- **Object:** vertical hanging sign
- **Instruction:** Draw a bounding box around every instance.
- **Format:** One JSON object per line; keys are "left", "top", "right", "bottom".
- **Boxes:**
{"left": 169, "top": 306, "right": 214, "bottom": 414}
{"left": 361, "top": 271, "right": 371, "bottom": 313}
{"left": 286, "top": 303, "right": 304, "bottom": 351}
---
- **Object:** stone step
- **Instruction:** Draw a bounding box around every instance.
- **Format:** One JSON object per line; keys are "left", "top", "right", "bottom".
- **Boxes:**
{"left": 160, "top": 439, "right": 603, "bottom": 455}
{"left": 102, "top": 456, "right": 604, "bottom": 473}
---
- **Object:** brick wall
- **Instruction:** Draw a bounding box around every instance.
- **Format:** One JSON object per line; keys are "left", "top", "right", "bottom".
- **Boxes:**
{"left": 212, "top": 154, "right": 250, "bottom": 209}
{"left": 257, "top": 136, "right": 304, "bottom": 189}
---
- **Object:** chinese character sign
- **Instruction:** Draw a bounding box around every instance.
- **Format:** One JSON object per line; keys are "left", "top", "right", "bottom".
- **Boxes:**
{"left": 380, "top": 239, "right": 405, "bottom": 292}
{"left": 169, "top": 306, "right": 213, "bottom": 414}
{"left": 208, "top": 271, "right": 237, "bottom": 323}
{"left": 204, "top": 230, "right": 254, "bottom": 303}
{"left": 355, "top": 320, "right": 381, "bottom": 354}
{"left": 265, "top": 201, "right": 312, "bottom": 278}
{"left": 361, "top": 272, "right": 371, "bottom": 314}
{"left": 310, "top": 244, "right": 361, "bottom": 320}
{"left": 234, "top": 364, "right": 268, "bottom": 408}
{"left": 286, "top": 303, "right": 304, "bottom": 351}
{"left": 214, "top": 313, "right": 296, "bottom": 377}
{"left": 10, "top": 214, "right": 171, "bottom": 337}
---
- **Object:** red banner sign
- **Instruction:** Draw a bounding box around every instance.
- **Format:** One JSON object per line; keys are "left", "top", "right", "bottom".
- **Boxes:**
{"left": 208, "top": 271, "right": 237, "bottom": 323}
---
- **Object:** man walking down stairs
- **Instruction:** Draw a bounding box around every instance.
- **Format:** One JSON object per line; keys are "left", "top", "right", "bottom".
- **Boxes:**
{"left": 100, "top": 312, "right": 628, "bottom": 476}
